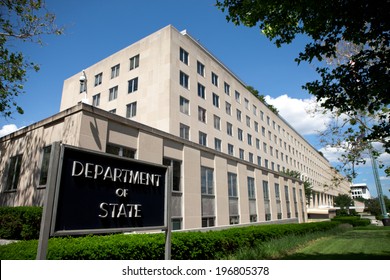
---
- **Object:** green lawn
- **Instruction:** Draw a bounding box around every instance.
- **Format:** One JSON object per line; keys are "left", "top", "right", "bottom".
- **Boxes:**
{"left": 284, "top": 227, "right": 390, "bottom": 260}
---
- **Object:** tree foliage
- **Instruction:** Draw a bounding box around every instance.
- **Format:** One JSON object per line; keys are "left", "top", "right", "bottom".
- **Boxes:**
{"left": 333, "top": 194, "right": 354, "bottom": 210}
{"left": 216, "top": 0, "right": 389, "bottom": 175}
{"left": 0, "top": 0, "right": 63, "bottom": 118}
{"left": 245, "top": 85, "right": 278, "bottom": 114}
{"left": 280, "top": 169, "right": 313, "bottom": 205}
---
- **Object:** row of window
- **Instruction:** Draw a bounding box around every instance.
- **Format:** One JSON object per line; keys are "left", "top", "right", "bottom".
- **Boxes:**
{"left": 179, "top": 46, "right": 327, "bottom": 182}
{"left": 4, "top": 143, "right": 304, "bottom": 228}
{"left": 91, "top": 77, "right": 139, "bottom": 106}
{"left": 180, "top": 122, "right": 298, "bottom": 173}
{"left": 81, "top": 55, "right": 140, "bottom": 93}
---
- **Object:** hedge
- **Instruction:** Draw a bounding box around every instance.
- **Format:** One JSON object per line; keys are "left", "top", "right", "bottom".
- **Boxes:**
{"left": 0, "top": 221, "right": 341, "bottom": 260}
{"left": 0, "top": 207, "right": 42, "bottom": 240}
{"left": 331, "top": 216, "right": 371, "bottom": 227}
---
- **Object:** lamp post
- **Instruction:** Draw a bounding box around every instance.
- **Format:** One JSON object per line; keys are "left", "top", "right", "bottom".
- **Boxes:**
{"left": 369, "top": 145, "right": 389, "bottom": 225}
{"left": 79, "top": 70, "right": 89, "bottom": 104}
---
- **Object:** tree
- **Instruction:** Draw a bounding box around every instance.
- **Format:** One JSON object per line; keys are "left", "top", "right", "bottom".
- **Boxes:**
{"left": 309, "top": 41, "right": 389, "bottom": 178}
{"left": 280, "top": 169, "right": 313, "bottom": 205}
{"left": 333, "top": 193, "right": 354, "bottom": 214}
{"left": 216, "top": 0, "right": 389, "bottom": 175}
{"left": 245, "top": 85, "right": 278, "bottom": 114}
{"left": 0, "top": 0, "right": 63, "bottom": 118}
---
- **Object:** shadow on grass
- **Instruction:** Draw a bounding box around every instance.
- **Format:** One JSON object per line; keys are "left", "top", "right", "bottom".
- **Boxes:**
{"left": 283, "top": 252, "right": 390, "bottom": 260}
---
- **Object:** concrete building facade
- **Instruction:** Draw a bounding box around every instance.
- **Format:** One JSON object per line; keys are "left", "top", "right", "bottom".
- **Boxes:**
{"left": 0, "top": 25, "right": 350, "bottom": 230}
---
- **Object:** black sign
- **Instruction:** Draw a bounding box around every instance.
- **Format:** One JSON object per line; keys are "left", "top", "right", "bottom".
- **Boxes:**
{"left": 52, "top": 145, "right": 167, "bottom": 235}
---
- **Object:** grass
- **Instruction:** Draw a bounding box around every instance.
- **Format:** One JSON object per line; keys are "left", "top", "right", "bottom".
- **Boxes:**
{"left": 222, "top": 225, "right": 350, "bottom": 260}
{"left": 284, "top": 226, "right": 390, "bottom": 260}
{"left": 224, "top": 226, "right": 390, "bottom": 260}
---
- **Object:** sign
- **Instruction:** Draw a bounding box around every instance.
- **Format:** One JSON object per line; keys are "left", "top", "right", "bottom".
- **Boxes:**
{"left": 51, "top": 145, "right": 167, "bottom": 235}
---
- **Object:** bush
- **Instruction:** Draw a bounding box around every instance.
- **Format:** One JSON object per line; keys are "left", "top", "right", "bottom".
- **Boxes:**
{"left": 0, "top": 221, "right": 341, "bottom": 260}
{"left": 331, "top": 216, "right": 371, "bottom": 227}
{"left": 0, "top": 207, "right": 42, "bottom": 240}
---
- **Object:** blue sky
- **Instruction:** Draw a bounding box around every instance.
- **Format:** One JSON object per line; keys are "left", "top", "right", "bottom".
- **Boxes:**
{"left": 1, "top": 0, "right": 389, "bottom": 198}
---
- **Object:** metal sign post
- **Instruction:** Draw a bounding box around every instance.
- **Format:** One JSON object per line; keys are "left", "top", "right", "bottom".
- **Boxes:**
{"left": 36, "top": 142, "right": 61, "bottom": 260}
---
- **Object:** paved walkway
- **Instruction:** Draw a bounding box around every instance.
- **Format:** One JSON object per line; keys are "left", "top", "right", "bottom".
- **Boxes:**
{"left": 0, "top": 239, "right": 18, "bottom": 245}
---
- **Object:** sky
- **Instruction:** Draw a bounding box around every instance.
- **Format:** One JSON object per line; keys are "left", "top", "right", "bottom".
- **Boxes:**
{"left": 1, "top": 0, "right": 389, "bottom": 198}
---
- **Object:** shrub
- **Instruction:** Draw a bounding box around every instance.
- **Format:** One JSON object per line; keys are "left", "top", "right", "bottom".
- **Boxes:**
{"left": 0, "top": 207, "right": 42, "bottom": 240}
{"left": 0, "top": 221, "right": 342, "bottom": 260}
{"left": 331, "top": 216, "right": 371, "bottom": 227}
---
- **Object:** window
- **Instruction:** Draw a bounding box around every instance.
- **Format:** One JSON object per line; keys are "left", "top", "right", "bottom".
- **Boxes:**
{"left": 201, "top": 167, "right": 214, "bottom": 195}
{"left": 228, "top": 144, "right": 234, "bottom": 156}
{"left": 224, "top": 82, "right": 230, "bottom": 95}
{"left": 247, "top": 134, "right": 252, "bottom": 145}
{"left": 202, "top": 217, "right": 215, "bottom": 228}
{"left": 254, "top": 121, "right": 259, "bottom": 132}
{"left": 163, "top": 158, "right": 181, "bottom": 192}
{"left": 244, "top": 98, "right": 249, "bottom": 109}
{"left": 257, "top": 156, "right": 262, "bottom": 166}
{"left": 212, "top": 93, "right": 219, "bottom": 108}
{"left": 197, "top": 61, "right": 205, "bottom": 76}
{"left": 180, "top": 123, "right": 190, "bottom": 140}
{"left": 39, "top": 146, "right": 51, "bottom": 185}
{"left": 211, "top": 72, "right": 218, "bottom": 87}
{"left": 199, "top": 131, "right": 207, "bottom": 146}
{"left": 228, "top": 172, "right": 238, "bottom": 197}
{"left": 275, "top": 183, "right": 282, "bottom": 219}
{"left": 236, "top": 109, "right": 242, "bottom": 122}
{"left": 214, "top": 138, "right": 222, "bottom": 151}
{"left": 213, "top": 115, "right": 221, "bottom": 130}
{"left": 238, "top": 128, "right": 243, "bottom": 141}
{"left": 109, "top": 86, "right": 118, "bottom": 101}
{"left": 106, "top": 144, "right": 135, "bottom": 158}
{"left": 111, "top": 64, "right": 120, "bottom": 79}
{"left": 94, "top": 73, "right": 102, "bottom": 86}
{"left": 6, "top": 154, "right": 23, "bottom": 191}
{"left": 198, "top": 83, "right": 205, "bottom": 99}
{"left": 180, "top": 47, "right": 189, "bottom": 65}
{"left": 92, "top": 93, "right": 100, "bottom": 106}
{"left": 180, "top": 71, "right": 189, "bottom": 89}
{"left": 227, "top": 122, "right": 233, "bottom": 136}
{"left": 129, "top": 54, "right": 140, "bottom": 70}
{"left": 249, "top": 152, "right": 254, "bottom": 163}
{"left": 228, "top": 173, "right": 239, "bottom": 225}
{"left": 126, "top": 102, "right": 137, "bottom": 118}
{"left": 198, "top": 106, "right": 206, "bottom": 123}
{"left": 263, "top": 180, "right": 271, "bottom": 220}
{"left": 180, "top": 96, "right": 189, "bottom": 115}
{"left": 235, "top": 91, "right": 240, "bottom": 103}
{"left": 285, "top": 185, "right": 291, "bottom": 218}
{"left": 246, "top": 115, "right": 251, "bottom": 127}
{"left": 172, "top": 218, "right": 182, "bottom": 230}
{"left": 253, "top": 105, "right": 257, "bottom": 116}
{"left": 128, "top": 77, "right": 138, "bottom": 93}
{"left": 239, "top": 149, "right": 244, "bottom": 160}
{"left": 256, "top": 138, "right": 260, "bottom": 149}
{"left": 248, "top": 177, "right": 256, "bottom": 199}
{"left": 225, "top": 102, "right": 231, "bottom": 115}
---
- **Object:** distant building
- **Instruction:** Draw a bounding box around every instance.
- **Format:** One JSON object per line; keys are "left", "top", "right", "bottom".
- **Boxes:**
{"left": 0, "top": 25, "right": 350, "bottom": 230}
{"left": 351, "top": 183, "right": 372, "bottom": 200}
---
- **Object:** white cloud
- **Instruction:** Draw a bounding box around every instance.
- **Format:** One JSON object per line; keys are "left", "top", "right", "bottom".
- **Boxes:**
{"left": 265, "top": 94, "right": 331, "bottom": 135}
{"left": 0, "top": 124, "right": 19, "bottom": 137}
{"left": 319, "top": 145, "right": 346, "bottom": 163}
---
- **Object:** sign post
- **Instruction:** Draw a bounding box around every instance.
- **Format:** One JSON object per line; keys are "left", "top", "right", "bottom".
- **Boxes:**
{"left": 37, "top": 144, "right": 170, "bottom": 259}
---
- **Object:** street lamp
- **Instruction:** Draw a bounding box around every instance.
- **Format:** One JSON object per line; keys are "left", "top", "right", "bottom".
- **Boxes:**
{"left": 79, "top": 70, "right": 89, "bottom": 104}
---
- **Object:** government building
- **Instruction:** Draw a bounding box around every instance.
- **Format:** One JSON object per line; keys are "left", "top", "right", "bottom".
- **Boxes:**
{"left": 0, "top": 25, "right": 350, "bottom": 230}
